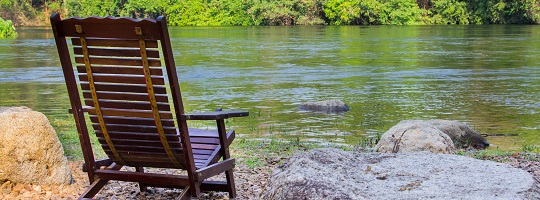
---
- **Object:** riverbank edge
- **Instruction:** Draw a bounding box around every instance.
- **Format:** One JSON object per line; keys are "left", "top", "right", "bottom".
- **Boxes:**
{"left": 0, "top": 139, "right": 539, "bottom": 199}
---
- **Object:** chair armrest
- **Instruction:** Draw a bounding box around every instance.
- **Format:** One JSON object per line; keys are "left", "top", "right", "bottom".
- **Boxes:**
{"left": 181, "top": 110, "right": 249, "bottom": 120}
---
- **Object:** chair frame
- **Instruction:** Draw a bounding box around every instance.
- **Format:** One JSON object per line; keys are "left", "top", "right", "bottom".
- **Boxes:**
{"left": 50, "top": 13, "right": 248, "bottom": 199}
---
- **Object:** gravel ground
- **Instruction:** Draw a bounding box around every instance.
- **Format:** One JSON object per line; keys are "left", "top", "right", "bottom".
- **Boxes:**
{"left": 0, "top": 151, "right": 538, "bottom": 199}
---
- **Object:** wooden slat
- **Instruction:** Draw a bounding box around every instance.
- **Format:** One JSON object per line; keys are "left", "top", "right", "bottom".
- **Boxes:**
{"left": 72, "top": 38, "right": 159, "bottom": 48}
{"left": 83, "top": 91, "right": 169, "bottom": 102}
{"left": 77, "top": 66, "right": 163, "bottom": 76}
{"left": 192, "top": 144, "right": 218, "bottom": 150}
{"left": 75, "top": 57, "right": 161, "bottom": 66}
{"left": 106, "top": 161, "right": 184, "bottom": 169}
{"left": 192, "top": 149, "right": 214, "bottom": 156}
{"left": 187, "top": 128, "right": 222, "bottom": 137}
{"left": 92, "top": 124, "right": 177, "bottom": 134}
{"left": 110, "top": 152, "right": 185, "bottom": 165}
{"left": 106, "top": 145, "right": 210, "bottom": 162}
{"left": 196, "top": 158, "right": 235, "bottom": 181}
{"left": 86, "top": 108, "right": 173, "bottom": 119}
{"left": 183, "top": 110, "right": 249, "bottom": 120}
{"left": 105, "top": 150, "right": 183, "bottom": 158}
{"left": 120, "top": 157, "right": 181, "bottom": 164}
{"left": 98, "top": 138, "right": 181, "bottom": 147}
{"left": 84, "top": 99, "right": 170, "bottom": 111}
{"left": 194, "top": 154, "right": 211, "bottom": 160}
{"left": 190, "top": 137, "right": 220, "bottom": 144}
{"left": 79, "top": 74, "right": 164, "bottom": 85}
{"left": 60, "top": 17, "right": 161, "bottom": 39}
{"left": 74, "top": 47, "right": 160, "bottom": 58}
{"left": 101, "top": 155, "right": 185, "bottom": 168}
{"left": 105, "top": 145, "right": 183, "bottom": 153}
{"left": 96, "top": 131, "right": 179, "bottom": 141}
{"left": 89, "top": 116, "right": 175, "bottom": 127}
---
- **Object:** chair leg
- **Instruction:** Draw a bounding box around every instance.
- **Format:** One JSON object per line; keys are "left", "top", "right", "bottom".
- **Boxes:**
{"left": 79, "top": 178, "right": 109, "bottom": 199}
{"left": 178, "top": 186, "right": 191, "bottom": 200}
{"left": 135, "top": 167, "right": 148, "bottom": 192}
{"left": 225, "top": 169, "right": 236, "bottom": 198}
{"left": 189, "top": 181, "right": 201, "bottom": 198}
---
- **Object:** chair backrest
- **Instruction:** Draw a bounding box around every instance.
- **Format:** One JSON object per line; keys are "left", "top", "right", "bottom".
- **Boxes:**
{"left": 51, "top": 14, "right": 194, "bottom": 169}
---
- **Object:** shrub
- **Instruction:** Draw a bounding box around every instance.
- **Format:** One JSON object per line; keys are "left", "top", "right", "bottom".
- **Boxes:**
{"left": 248, "top": 0, "right": 299, "bottom": 25}
{"left": 67, "top": 0, "right": 121, "bottom": 17}
{"left": 431, "top": 0, "right": 470, "bottom": 24}
{"left": 165, "top": 0, "right": 210, "bottom": 26}
{"left": 381, "top": 0, "right": 423, "bottom": 25}
{"left": 294, "top": 0, "right": 326, "bottom": 25}
{"left": 323, "top": 0, "right": 383, "bottom": 25}
{"left": 120, "top": 0, "right": 171, "bottom": 19}
{"left": 0, "top": 17, "right": 17, "bottom": 39}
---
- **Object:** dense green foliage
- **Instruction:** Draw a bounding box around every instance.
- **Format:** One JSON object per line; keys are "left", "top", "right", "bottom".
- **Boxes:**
{"left": 0, "top": 17, "right": 17, "bottom": 38}
{"left": 1, "top": 0, "right": 540, "bottom": 26}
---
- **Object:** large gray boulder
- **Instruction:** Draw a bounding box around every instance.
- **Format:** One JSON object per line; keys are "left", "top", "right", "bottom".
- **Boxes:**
{"left": 0, "top": 106, "right": 72, "bottom": 185}
{"left": 400, "top": 120, "right": 489, "bottom": 149}
{"left": 297, "top": 99, "right": 350, "bottom": 113}
{"left": 375, "top": 120, "right": 456, "bottom": 154}
{"left": 261, "top": 148, "right": 539, "bottom": 200}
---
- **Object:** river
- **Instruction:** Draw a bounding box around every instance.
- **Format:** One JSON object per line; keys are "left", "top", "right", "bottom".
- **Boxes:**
{"left": 0, "top": 25, "right": 539, "bottom": 150}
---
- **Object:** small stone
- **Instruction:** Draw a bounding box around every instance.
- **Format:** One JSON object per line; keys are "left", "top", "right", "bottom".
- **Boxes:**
{"left": 41, "top": 185, "right": 50, "bottom": 191}
{"left": 24, "top": 184, "right": 31, "bottom": 191}
{"left": 0, "top": 181, "right": 12, "bottom": 190}
{"left": 12, "top": 183, "right": 24, "bottom": 192}
{"left": 32, "top": 185, "right": 40, "bottom": 193}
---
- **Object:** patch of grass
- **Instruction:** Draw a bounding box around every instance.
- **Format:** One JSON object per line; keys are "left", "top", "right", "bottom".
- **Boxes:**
{"left": 51, "top": 117, "right": 106, "bottom": 160}
{"left": 354, "top": 132, "right": 381, "bottom": 151}
{"left": 459, "top": 147, "right": 513, "bottom": 160}
{"left": 458, "top": 146, "right": 540, "bottom": 164}
{"left": 522, "top": 144, "right": 540, "bottom": 153}
{"left": 231, "top": 138, "right": 327, "bottom": 168}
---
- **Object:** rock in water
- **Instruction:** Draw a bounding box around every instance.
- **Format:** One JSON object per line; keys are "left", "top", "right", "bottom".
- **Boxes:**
{"left": 375, "top": 121, "right": 456, "bottom": 154}
{"left": 398, "top": 120, "right": 489, "bottom": 149}
{"left": 297, "top": 100, "right": 350, "bottom": 113}
{"left": 0, "top": 106, "right": 72, "bottom": 185}
{"left": 261, "top": 148, "right": 539, "bottom": 200}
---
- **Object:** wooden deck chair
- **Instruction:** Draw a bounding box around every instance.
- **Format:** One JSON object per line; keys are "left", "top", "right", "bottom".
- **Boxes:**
{"left": 50, "top": 13, "right": 248, "bottom": 199}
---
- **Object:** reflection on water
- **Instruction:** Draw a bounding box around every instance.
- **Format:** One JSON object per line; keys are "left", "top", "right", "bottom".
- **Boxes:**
{"left": 1, "top": 26, "right": 539, "bottom": 149}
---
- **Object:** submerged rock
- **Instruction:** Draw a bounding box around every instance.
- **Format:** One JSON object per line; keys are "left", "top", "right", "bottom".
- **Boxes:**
{"left": 297, "top": 100, "right": 350, "bottom": 113}
{"left": 261, "top": 148, "right": 538, "bottom": 200}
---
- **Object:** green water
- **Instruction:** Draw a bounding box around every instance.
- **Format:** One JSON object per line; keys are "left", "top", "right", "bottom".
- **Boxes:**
{"left": 1, "top": 26, "right": 539, "bottom": 150}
